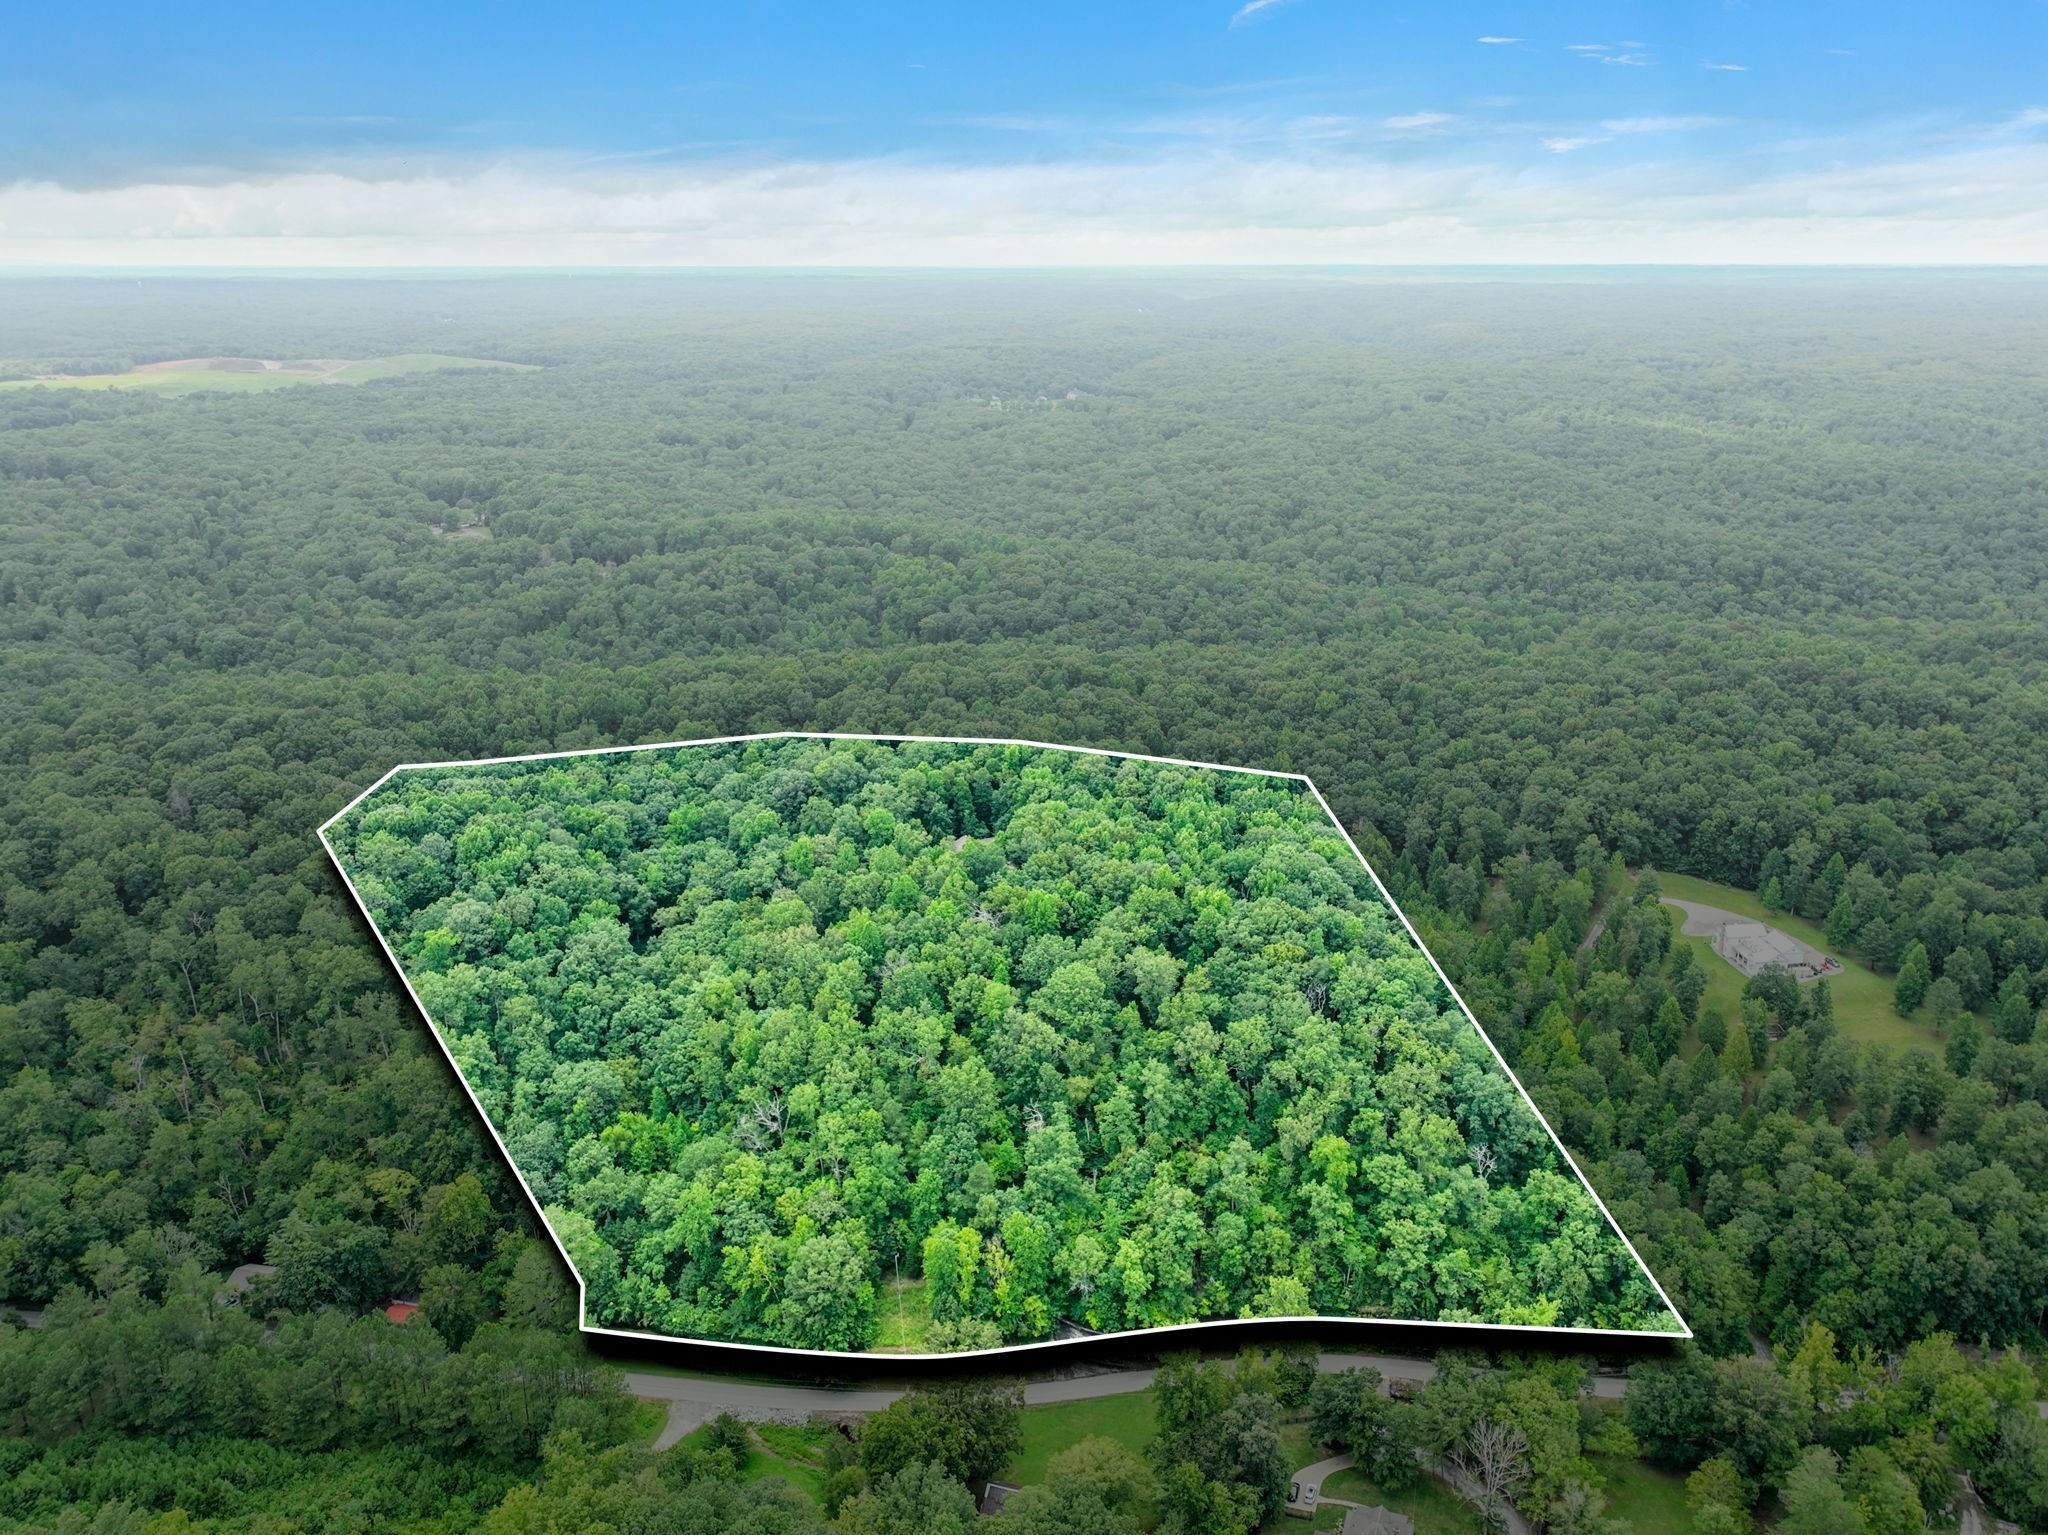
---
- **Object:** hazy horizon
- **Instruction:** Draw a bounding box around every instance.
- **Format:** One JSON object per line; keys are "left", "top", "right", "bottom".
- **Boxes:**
{"left": 6, "top": 0, "right": 2042, "bottom": 267}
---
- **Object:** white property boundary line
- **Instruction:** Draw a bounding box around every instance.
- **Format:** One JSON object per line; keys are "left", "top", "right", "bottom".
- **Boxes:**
{"left": 317, "top": 730, "right": 1692, "bottom": 1362}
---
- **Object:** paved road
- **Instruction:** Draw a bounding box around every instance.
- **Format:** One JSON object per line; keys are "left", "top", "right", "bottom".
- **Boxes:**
{"left": 628, "top": 1351, "right": 1628, "bottom": 1451}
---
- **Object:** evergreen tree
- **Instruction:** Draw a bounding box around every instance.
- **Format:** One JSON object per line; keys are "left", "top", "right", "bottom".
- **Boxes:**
{"left": 1824, "top": 891, "right": 1858, "bottom": 950}
{"left": 1993, "top": 973, "right": 2036, "bottom": 1045}
{"left": 1893, "top": 942, "right": 1932, "bottom": 1016}
{"left": 1945, "top": 1013, "right": 1983, "bottom": 1076}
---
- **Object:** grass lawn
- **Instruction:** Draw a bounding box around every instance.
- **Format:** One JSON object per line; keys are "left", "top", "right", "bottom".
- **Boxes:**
{"left": 1316, "top": 1465, "right": 1485, "bottom": 1534}
{"left": 671, "top": 1419, "right": 838, "bottom": 1502}
{"left": 1003, "top": 1391, "right": 1158, "bottom": 1485}
{"left": 1592, "top": 1455, "right": 1695, "bottom": 1533}
{"left": 623, "top": 1396, "right": 667, "bottom": 1445}
{"left": 873, "top": 1275, "right": 931, "bottom": 1351}
{"left": 1641, "top": 869, "right": 1942, "bottom": 1049}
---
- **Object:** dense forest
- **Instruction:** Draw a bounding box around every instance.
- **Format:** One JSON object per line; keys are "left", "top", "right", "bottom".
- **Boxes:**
{"left": 329, "top": 738, "right": 1673, "bottom": 1349}
{"left": 1, "top": 271, "right": 2046, "bottom": 1530}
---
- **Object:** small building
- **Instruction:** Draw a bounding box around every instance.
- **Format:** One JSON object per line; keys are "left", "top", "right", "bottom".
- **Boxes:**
{"left": 978, "top": 1482, "right": 1020, "bottom": 1517}
{"left": 220, "top": 1263, "right": 277, "bottom": 1305}
{"left": 1342, "top": 1509, "right": 1416, "bottom": 1535}
{"left": 1714, "top": 921, "right": 1831, "bottom": 981}
{"left": 382, "top": 1300, "right": 421, "bottom": 1325}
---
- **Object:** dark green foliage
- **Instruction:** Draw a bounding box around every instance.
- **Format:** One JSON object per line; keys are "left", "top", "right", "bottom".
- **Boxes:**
{"left": 1892, "top": 943, "right": 1932, "bottom": 1016}
{"left": 1308, "top": 1365, "right": 1418, "bottom": 1490}
{"left": 5, "top": 273, "right": 2048, "bottom": 1528}
{"left": 1626, "top": 1352, "right": 1809, "bottom": 1486}
{"left": 1149, "top": 1354, "right": 1290, "bottom": 1533}
{"left": 855, "top": 1378, "right": 1022, "bottom": 1488}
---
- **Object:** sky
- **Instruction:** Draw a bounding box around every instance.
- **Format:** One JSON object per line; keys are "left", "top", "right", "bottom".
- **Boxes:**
{"left": 2, "top": 0, "right": 2045, "bottom": 266}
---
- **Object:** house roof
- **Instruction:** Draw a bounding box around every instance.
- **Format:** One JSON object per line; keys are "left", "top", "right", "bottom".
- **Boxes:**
{"left": 978, "top": 1482, "right": 1020, "bottom": 1516}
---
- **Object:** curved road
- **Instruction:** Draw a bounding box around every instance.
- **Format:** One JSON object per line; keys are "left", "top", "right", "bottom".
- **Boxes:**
{"left": 626, "top": 1351, "right": 1630, "bottom": 1451}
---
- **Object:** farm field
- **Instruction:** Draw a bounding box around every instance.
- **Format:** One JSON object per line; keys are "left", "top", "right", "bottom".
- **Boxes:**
{"left": 0, "top": 352, "right": 535, "bottom": 392}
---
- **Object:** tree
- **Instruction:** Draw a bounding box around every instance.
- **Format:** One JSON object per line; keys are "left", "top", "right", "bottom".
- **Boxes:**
{"left": 1150, "top": 1355, "right": 1290, "bottom": 1530}
{"left": 1924, "top": 975, "right": 1965, "bottom": 1034}
{"left": 1544, "top": 1479, "right": 1628, "bottom": 1535}
{"left": 1452, "top": 1418, "right": 1530, "bottom": 1531}
{"left": 1154, "top": 1461, "right": 1249, "bottom": 1535}
{"left": 857, "top": 1378, "right": 1022, "bottom": 1487}
{"left": 502, "top": 1241, "right": 578, "bottom": 1331}
{"left": 1208, "top": 1392, "right": 1291, "bottom": 1527}
{"left": 1993, "top": 972, "right": 2038, "bottom": 1045}
{"left": 1309, "top": 1366, "right": 1387, "bottom": 1451}
{"left": 1823, "top": 892, "right": 1857, "bottom": 950}
{"left": 1686, "top": 1455, "right": 1751, "bottom": 1535}
{"left": 837, "top": 1460, "right": 979, "bottom": 1535}
{"left": 1945, "top": 1011, "right": 1983, "bottom": 1075}
{"left": 1892, "top": 942, "right": 1931, "bottom": 1016}
{"left": 420, "top": 1261, "right": 486, "bottom": 1349}
{"left": 1842, "top": 1445, "right": 1923, "bottom": 1535}
{"left": 1719, "top": 1017, "right": 1753, "bottom": 1079}
{"left": 776, "top": 1232, "right": 877, "bottom": 1351}
{"left": 1776, "top": 1446, "right": 1860, "bottom": 1535}
{"left": 1708, "top": 1359, "right": 1810, "bottom": 1488}
{"left": 1308, "top": 1364, "right": 1417, "bottom": 1486}
{"left": 421, "top": 1173, "right": 496, "bottom": 1268}
{"left": 1782, "top": 1322, "right": 1848, "bottom": 1418}
{"left": 265, "top": 1215, "right": 389, "bottom": 1314}
{"left": 1977, "top": 1411, "right": 2048, "bottom": 1530}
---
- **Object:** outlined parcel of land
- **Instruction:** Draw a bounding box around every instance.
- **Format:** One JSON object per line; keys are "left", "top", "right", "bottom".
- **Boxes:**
{"left": 321, "top": 733, "right": 1686, "bottom": 1358}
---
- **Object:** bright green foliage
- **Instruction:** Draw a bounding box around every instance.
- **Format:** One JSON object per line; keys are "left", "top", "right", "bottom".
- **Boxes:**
{"left": 329, "top": 738, "right": 1674, "bottom": 1349}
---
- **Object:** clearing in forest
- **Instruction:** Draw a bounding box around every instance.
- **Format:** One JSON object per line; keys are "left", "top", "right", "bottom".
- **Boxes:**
{"left": 321, "top": 734, "right": 1686, "bottom": 1358}
{"left": 0, "top": 353, "right": 536, "bottom": 393}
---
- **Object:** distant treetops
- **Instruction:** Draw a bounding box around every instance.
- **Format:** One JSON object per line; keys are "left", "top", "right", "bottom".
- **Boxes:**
{"left": 326, "top": 737, "right": 1680, "bottom": 1352}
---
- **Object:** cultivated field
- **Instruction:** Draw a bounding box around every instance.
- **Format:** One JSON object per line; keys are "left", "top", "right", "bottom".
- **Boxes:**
{"left": 0, "top": 353, "right": 536, "bottom": 393}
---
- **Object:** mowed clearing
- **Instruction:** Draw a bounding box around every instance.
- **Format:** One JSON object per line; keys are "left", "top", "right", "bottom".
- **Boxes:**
{"left": 1644, "top": 869, "right": 1940, "bottom": 1048}
{"left": 1, "top": 354, "right": 537, "bottom": 394}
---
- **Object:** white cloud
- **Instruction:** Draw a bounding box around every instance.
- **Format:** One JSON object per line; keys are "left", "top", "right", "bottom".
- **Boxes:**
{"left": 1568, "top": 42, "right": 1651, "bottom": 66}
{"left": 2019, "top": 107, "right": 2048, "bottom": 125}
{"left": 1476, "top": 36, "right": 1522, "bottom": 44}
{"left": 1601, "top": 116, "right": 1726, "bottom": 134}
{"left": 1704, "top": 62, "right": 1749, "bottom": 71}
{"left": 1230, "top": 0, "right": 1294, "bottom": 25}
{"left": 1540, "top": 136, "right": 1608, "bottom": 153}
{"left": 5, "top": 136, "right": 2047, "bottom": 267}
{"left": 1384, "top": 112, "right": 1455, "bottom": 130}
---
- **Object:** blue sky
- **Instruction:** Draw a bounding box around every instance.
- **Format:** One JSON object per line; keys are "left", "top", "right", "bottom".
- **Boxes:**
{"left": 3, "top": 1, "right": 2044, "bottom": 264}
